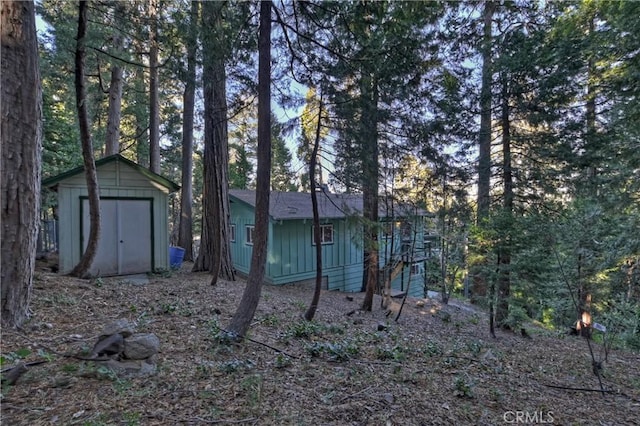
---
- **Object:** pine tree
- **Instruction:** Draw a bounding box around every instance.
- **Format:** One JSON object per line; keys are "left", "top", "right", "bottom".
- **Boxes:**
{"left": 227, "top": 0, "right": 272, "bottom": 339}
{"left": 1, "top": 0, "right": 43, "bottom": 328}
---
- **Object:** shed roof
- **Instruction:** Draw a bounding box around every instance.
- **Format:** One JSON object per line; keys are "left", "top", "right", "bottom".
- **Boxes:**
{"left": 42, "top": 154, "right": 180, "bottom": 193}
{"left": 229, "top": 189, "right": 428, "bottom": 220}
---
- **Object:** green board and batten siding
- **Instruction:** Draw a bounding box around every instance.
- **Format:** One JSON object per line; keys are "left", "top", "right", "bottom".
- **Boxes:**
{"left": 230, "top": 213, "right": 364, "bottom": 292}
{"left": 268, "top": 219, "right": 364, "bottom": 292}
{"left": 229, "top": 190, "right": 429, "bottom": 296}
{"left": 43, "top": 155, "right": 179, "bottom": 275}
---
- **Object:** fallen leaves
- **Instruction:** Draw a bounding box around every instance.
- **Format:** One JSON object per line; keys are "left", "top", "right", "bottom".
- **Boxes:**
{"left": 1, "top": 264, "right": 639, "bottom": 425}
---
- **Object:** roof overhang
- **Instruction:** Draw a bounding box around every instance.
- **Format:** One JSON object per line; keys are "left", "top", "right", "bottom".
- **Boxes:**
{"left": 42, "top": 154, "right": 180, "bottom": 193}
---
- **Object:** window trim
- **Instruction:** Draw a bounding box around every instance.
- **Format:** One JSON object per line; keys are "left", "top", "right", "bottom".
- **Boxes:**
{"left": 382, "top": 222, "right": 392, "bottom": 240}
{"left": 230, "top": 224, "right": 236, "bottom": 243}
{"left": 312, "top": 223, "right": 334, "bottom": 245}
{"left": 245, "top": 225, "right": 255, "bottom": 245}
{"left": 410, "top": 264, "right": 421, "bottom": 276}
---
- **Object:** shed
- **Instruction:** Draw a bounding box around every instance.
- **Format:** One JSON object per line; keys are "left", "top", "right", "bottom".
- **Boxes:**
{"left": 42, "top": 154, "right": 180, "bottom": 276}
{"left": 229, "top": 189, "right": 433, "bottom": 297}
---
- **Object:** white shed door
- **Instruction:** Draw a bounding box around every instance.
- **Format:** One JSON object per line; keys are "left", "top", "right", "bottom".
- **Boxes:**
{"left": 82, "top": 199, "right": 152, "bottom": 276}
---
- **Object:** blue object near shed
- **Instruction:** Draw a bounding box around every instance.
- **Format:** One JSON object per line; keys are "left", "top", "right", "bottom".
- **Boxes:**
{"left": 169, "top": 246, "right": 185, "bottom": 269}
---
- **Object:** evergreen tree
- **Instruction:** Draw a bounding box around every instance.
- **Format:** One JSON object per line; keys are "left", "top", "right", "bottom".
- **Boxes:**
{"left": 227, "top": 0, "right": 272, "bottom": 339}
{"left": 271, "top": 118, "right": 297, "bottom": 191}
{"left": 69, "top": 0, "right": 100, "bottom": 279}
{"left": 193, "top": 0, "right": 235, "bottom": 282}
{"left": 177, "top": 1, "right": 199, "bottom": 262}
{"left": 292, "top": 1, "right": 444, "bottom": 310}
{"left": 1, "top": 0, "right": 42, "bottom": 328}
{"left": 229, "top": 142, "right": 253, "bottom": 189}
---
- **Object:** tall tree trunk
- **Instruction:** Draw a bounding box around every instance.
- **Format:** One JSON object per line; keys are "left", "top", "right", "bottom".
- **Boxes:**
{"left": 133, "top": 40, "right": 148, "bottom": 167}
{"left": 305, "top": 94, "right": 325, "bottom": 321}
{"left": 477, "top": 0, "right": 494, "bottom": 220}
{"left": 584, "top": 15, "right": 597, "bottom": 192}
{"left": 1, "top": 0, "right": 42, "bottom": 328}
{"left": 70, "top": 0, "right": 101, "bottom": 279}
{"left": 577, "top": 16, "right": 598, "bottom": 334}
{"left": 178, "top": 0, "right": 198, "bottom": 262}
{"left": 577, "top": 14, "right": 600, "bottom": 337}
{"left": 361, "top": 74, "right": 380, "bottom": 312}
{"left": 193, "top": 1, "right": 235, "bottom": 282}
{"left": 471, "top": 0, "right": 494, "bottom": 303}
{"left": 625, "top": 258, "right": 638, "bottom": 302}
{"left": 227, "top": 0, "right": 271, "bottom": 338}
{"left": 440, "top": 171, "right": 450, "bottom": 304}
{"left": 495, "top": 77, "right": 512, "bottom": 327}
{"left": 382, "top": 197, "right": 396, "bottom": 310}
{"left": 148, "top": 0, "right": 160, "bottom": 173}
{"left": 104, "top": 2, "right": 125, "bottom": 156}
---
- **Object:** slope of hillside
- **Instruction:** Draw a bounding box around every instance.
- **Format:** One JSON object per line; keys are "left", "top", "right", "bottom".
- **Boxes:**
{"left": 2, "top": 263, "right": 639, "bottom": 425}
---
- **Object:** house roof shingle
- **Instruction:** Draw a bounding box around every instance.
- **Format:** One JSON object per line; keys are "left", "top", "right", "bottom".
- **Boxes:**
{"left": 229, "top": 189, "right": 427, "bottom": 220}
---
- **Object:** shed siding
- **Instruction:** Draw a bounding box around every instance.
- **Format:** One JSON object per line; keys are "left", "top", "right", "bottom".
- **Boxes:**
{"left": 55, "top": 160, "right": 171, "bottom": 274}
{"left": 59, "top": 161, "right": 165, "bottom": 193}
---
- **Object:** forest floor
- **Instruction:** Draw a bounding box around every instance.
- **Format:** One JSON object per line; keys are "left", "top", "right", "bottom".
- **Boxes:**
{"left": 2, "top": 260, "right": 639, "bottom": 425}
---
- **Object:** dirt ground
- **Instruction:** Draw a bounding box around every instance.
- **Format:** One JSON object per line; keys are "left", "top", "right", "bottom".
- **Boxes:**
{"left": 1, "top": 261, "right": 639, "bottom": 425}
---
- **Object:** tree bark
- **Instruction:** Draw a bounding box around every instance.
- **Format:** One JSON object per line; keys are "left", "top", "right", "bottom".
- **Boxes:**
{"left": 477, "top": 0, "right": 494, "bottom": 221}
{"left": 471, "top": 0, "right": 494, "bottom": 303}
{"left": 148, "top": 0, "right": 160, "bottom": 173}
{"left": 495, "top": 77, "right": 512, "bottom": 327}
{"left": 104, "top": 2, "right": 125, "bottom": 156}
{"left": 70, "top": 0, "right": 101, "bottom": 278}
{"left": 227, "top": 0, "right": 271, "bottom": 338}
{"left": 133, "top": 37, "right": 148, "bottom": 167}
{"left": 178, "top": 0, "right": 198, "bottom": 262}
{"left": 193, "top": 1, "right": 235, "bottom": 282}
{"left": 1, "top": 0, "right": 42, "bottom": 328}
{"left": 361, "top": 73, "right": 380, "bottom": 312}
{"left": 577, "top": 16, "right": 597, "bottom": 330}
{"left": 304, "top": 94, "right": 325, "bottom": 321}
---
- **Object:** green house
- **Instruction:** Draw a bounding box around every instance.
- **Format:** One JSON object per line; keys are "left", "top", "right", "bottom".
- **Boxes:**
{"left": 229, "top": 189, "right": 433, "bottom": 297}
{"left": 42, "top": 155, "right": 180, "bottom": 276}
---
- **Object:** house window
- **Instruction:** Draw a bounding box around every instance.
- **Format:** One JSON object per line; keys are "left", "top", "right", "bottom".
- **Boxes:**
{"left": 401, "top": 221, "right": 413, "bottom": 238}
{"left": 230, "top": 224, "right": 236, "bottom": 242}
{"left": 410, "top": 264, "right": 421, "bottom": 275}
{"left": 246, "top": 225, "right": 255, "bottom": 245}
{"left": 312, "top": 224, "right": 334, "bottom": 245}
{"left": 382, "top": 222, "right": 394, "bottom": 239}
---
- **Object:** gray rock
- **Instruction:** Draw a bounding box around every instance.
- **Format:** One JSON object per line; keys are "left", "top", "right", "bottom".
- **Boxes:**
{"left": 103, "top": 359, "right": 157, "bottom": 379}
{"left": 100, "top": 319, "right": 135, "bottom": 338}
{"left": 91, "top": 333, "right": 124, "bottom": 358}
{"left": 123, "top": 333, "right": 160, "bottom": 360}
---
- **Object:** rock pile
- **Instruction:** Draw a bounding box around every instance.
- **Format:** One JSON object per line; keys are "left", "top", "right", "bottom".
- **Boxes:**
{"left": 88, "top": 319, "right": 159, "bottom": 379}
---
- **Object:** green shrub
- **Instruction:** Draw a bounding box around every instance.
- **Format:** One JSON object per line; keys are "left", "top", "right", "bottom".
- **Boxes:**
{"left": 304, "top": 340, "right": 359, "bottom": 362}
{"left": 375, "top": 344, "right": 407, "bottom": 361}
{"left": 286, "top": 321, "right": 324, "bottom": 339}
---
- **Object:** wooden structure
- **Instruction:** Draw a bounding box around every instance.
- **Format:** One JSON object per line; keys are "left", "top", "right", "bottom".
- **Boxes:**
{"left": 42, "top": 154, "right": 180, "bottom": 276}
{"left": 229, "top": 190, "right": 433, "bottom": 297}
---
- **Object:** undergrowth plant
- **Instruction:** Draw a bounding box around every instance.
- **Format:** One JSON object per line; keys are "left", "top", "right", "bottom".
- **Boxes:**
{"left": 453, "top": 375, "right": 474, "bottom": 398}
{"left": 217, "top": 359, "right": 255, "bottom": 373}
{"left": 305, "top": 340, "right": 359, "bottom": 362}
{"left": 284, "top": 320, "right": 324, "bottom": 339}
{"left": 375, "top": 344, "right": 408, "bottom": 362}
